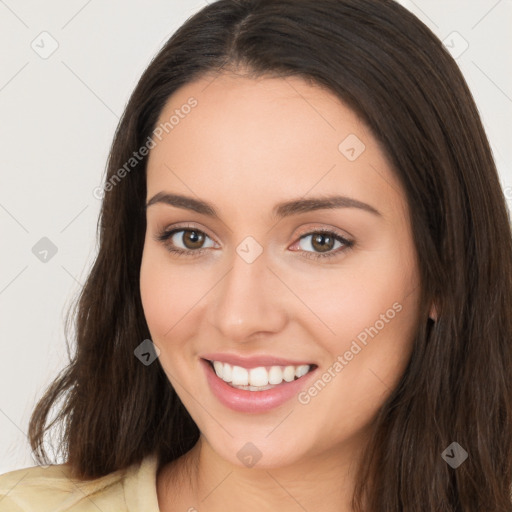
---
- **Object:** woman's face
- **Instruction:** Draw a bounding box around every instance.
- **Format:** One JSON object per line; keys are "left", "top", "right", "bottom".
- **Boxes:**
{"left": 140, "top": 72, "right": 422, "bottom": 468}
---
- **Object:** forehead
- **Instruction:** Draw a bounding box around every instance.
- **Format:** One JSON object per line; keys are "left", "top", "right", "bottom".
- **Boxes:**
{"left": 146, "top": 72, "right": 407, "bottom": 222}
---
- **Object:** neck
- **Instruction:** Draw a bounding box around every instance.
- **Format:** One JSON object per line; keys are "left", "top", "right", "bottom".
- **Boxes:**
{"left": 158, "top": 434, "right": 366, "bottom": 512}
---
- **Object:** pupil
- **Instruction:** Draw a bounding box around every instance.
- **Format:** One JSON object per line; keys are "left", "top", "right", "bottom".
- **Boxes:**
{"left": 185, "top": 230, "right": 204, "bottom": 248}
{"left": 312, "top": 233, "right": 333, "bottom": 253}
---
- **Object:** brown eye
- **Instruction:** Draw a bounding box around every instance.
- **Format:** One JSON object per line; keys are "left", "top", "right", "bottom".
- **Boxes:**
{"left": 310, "top": 233, "right": 336, "bottom": 253}
{"left": 180, "top": 230, "right": 205, "bottom": 249}
{"left": 155, "top": 227, "right": 217, "bottom": 256}
{"left": 293, "top": 230, "right": 354, "bottom": 261}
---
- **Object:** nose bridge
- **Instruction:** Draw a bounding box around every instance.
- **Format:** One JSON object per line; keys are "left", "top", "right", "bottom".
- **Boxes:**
{"left": 207, "top": 243, "right": 287, "bottom": 341}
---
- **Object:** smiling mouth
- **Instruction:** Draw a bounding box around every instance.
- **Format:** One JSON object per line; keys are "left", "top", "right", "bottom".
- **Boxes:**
{"left": 204, "top": 358, "right": 317, "bottom": 391}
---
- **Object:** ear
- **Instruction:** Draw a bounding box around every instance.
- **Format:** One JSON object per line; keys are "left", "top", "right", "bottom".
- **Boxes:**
{"left": 429, "top": 301, "right": 437, "bottom": 322}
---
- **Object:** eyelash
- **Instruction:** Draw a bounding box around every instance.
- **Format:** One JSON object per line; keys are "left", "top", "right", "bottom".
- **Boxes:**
{"left": 154, "top": 224, "right": 354, "bottom": 261}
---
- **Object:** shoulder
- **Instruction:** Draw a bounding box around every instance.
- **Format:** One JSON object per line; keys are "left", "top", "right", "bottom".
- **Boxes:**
{"left": 0, "top": 462, "right": 126, "bottom": 511}
{"left": 0, "top": 453, "right": 160, "bottom": 512}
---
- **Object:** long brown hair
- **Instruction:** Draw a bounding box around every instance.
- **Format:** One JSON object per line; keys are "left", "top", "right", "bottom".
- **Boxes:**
{"left": 28, "top": 0, "right": 512, "bottom": 509}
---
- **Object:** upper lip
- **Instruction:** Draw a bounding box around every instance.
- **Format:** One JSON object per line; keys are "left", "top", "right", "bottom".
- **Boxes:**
{"left": 201, "top": 352, "right": 316, "bottom": 369}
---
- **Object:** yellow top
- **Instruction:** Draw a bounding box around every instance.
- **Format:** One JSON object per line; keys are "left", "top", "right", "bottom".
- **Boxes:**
{"left": 0, "top": 454, "right": 161, "bottom": 511}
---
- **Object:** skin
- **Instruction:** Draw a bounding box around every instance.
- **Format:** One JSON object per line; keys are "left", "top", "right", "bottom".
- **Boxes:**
{"left": 140, "top": 72, "right": 430, "bottom": 511}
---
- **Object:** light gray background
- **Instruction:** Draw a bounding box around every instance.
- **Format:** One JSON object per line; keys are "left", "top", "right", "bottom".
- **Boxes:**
{"left": 1, "top": 0, "right": 511, "bottom": 473}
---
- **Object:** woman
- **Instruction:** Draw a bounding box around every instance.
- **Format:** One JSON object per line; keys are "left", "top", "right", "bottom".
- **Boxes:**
{"left": 1, "top": 0, "right": 511, "bottom": 510}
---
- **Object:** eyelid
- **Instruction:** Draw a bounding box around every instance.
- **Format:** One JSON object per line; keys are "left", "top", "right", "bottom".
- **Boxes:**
{"left": 289, "top": 226, "right": 354, "bottom": 258}
{"left": 157, "top": 222, "right": 352, "bottom": 243}
{"left": 294, "top": 223, "right": 353, "bottom": 241}
{"left": 157, "top": 222, "right": 219, "bottom": 244}
{"left": 154, "top": 222, "right": 354, "bottom": 258}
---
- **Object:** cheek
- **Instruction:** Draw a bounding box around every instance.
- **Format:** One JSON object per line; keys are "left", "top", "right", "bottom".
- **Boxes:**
{"left": 294, "top": 269, "right": 419, "bottom": 444}
{"left": 293, "top": 257, "right": 417, "bottom": 346}
{"left": 140, "top": 247, "right": 186, "bottom": 342}
{"left": 301, "top": 245, "right": 419, "bottom": 381}
{"left": 139, "top": 245, "right": 213, "bottom": 354}
{"left": 322, "top": 260, "right": 419, "bottom": 410}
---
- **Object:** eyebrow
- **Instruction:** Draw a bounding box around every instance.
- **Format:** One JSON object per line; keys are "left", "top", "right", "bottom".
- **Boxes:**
{"left": 145, "top": 192, "right": 382, "bottom": 218}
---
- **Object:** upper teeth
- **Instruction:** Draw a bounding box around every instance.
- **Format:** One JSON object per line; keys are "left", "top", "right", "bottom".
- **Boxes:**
{"left": 212, "top": 361, "right": 311, "bottom": 386}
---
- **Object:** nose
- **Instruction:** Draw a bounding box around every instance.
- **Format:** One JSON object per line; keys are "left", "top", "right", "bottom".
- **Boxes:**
{"left": 207, "top": 247, "right": 289, "bottom": 343}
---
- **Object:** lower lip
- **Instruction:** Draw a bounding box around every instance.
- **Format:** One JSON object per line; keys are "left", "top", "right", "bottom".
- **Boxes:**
{"left": 201, "top": 359, "right": 317, "bottom": 413}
